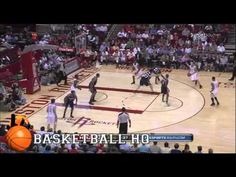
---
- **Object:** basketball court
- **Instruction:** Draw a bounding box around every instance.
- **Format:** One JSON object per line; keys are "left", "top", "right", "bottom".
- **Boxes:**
{"left": 0, "top": 65, "right": 235, "bottom": 153}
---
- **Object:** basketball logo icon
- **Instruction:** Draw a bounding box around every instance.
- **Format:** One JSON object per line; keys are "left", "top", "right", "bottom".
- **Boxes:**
{"left": 6, "top": 126, "right": 32, "bottom": 152}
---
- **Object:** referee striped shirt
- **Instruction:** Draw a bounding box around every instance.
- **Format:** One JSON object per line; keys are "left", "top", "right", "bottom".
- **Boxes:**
{"left": 141, "top": 71, "right": 152, "bottom": 79}
{"left": 118, "top": 112, "right": 130, "bottom": 123}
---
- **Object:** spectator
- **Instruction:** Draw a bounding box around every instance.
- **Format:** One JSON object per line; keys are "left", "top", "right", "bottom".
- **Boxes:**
{"left": 178, "top": 38, "right": 184, "bottom": 47}
{"left": 136, "top": 32, "right": 142, "bottom": 39}
{"left": 170, "top": 143, "right": 181, "bottom": 153}
{"left": 86, "top": 143, "right": 97, "bottom": 153}
{"left": 182, "top": 27, "right": 190, "bottom": 37}
{"left": 120, "top": 41, "right": 127, "bottom": 50}
{"left": 0, "top": 125, "right": 7, "bottom": 136}
{"left": 185, "top": 38, "right": 191, "bottom": 46}
{"left": 185, "top": 45, "right": 192, "bottom": 54}
{"left": 195, "top": 146, "right": 203, "bottom": 154}
{"left": 11, "top": 83, "right": 26, "bottom": 105}
{"left": 149, "top": 141, "right": 162, "bottom": 153}
{"left": 130, "top": 143, "right": 139, "bottom": 153}
{"left": 109, "top": 49, "right": 117, "bottom": 64}
{"left": 208, "top": 148, "right": 213, "bottom": 154}
{"left": 133, "top": 46, "right": 141, "bottom": 56}
{"left": 205, "top": 25, "right": 213, "bottom": 31}
{"left": 0, "top": 82, "right": 7, "bottom": 96}
{"left": 0, "top": 125, "right": 7, "bottom": 148}
{"left": 38, "top": 143, "right": 47, "bottom": 153}
{"left": 217, "top": 43, "right": 225, "bottom": 53}
{"left": 219, "top": 54, "right": 228, "bottom": 72}
{"left": 126, "top": 49, "right": 135, "bottom": 64}
{"left": 29, "top": 125, "right": 36, "bottom": 134}
{"left": 99, "top": 42, "right": 107, "bottom": 53}
{"left": 58, "top": 144, "right": 68, "bottom": 153}
{"left": 28, "top": 145, "right": 39, "bottom": 153}
{"left": 100, "top": 49, "right": 109, "bottom": 65}
{"left": 138, "top": 143, "right": 151, "bottom": 153}
{"left": 47, "top": 128, "right": 54, "bottom": 135}
{"left": 119, "top": 143, "right": 131, "bottom": 153}
{"left": 157, "top": 29, "right": 164, "bottom": 36}
{"left": 209, "top": 42, "right": 218, "bottom": 54}
{"left": 141, "top": 32, "right": 149, "bottom": 39}
{"left": 37, "top": 126, "right": 47, "bottom": 135}
{"left": 117, "top": 29, "right": 127, "bottom": 38}
{"left": 182, "top": 144, "right": 192, "bottom": 153}
{"left": 69, "top": 144, "right": 78, "bottom": 153}
{"left": 96, "top": 143, "right": 105, "bottom": 152}
{"left": 44, "top": 145, "right": 53, "bottom": 153}
{"left": 126, "top": 39, "right": 135, "bottom": 49}
{"left": 0, "top": 82, "right": 16, "bottom": 111}
{"left": 199, "top": 31, "right": 207, "bottom": 42}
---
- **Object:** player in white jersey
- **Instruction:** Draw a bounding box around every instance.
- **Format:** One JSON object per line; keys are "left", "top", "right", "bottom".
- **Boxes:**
{"left": 70, "top": 77, "right": 82, "bottom": 92}
{"left": 131, "top": 61, "right": 142, "bottom": 84}
{"left": 186, "top": 62, "right": 203, "bottom": 89}
{"left": 210, "top": 76, "right": 220, "bottom": 106}
{"left": 46, "top": 99, "right": 57, "bottom": 132}
{"left": 153, "top": 67, "right": 161, "bottom": 84}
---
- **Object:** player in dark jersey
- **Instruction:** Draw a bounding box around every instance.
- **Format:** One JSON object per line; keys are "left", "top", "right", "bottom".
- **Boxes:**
{"left": 63, "top": 90, "right": 78, "bottom": 118}
{"left": 89, "top": 73, "right": 100, "bottom": 105}
{"left": 160, "top": 73, "right": 170, "bottom": 106}
{"left": 136, "top": 69, "right": 154, "bottom": 92}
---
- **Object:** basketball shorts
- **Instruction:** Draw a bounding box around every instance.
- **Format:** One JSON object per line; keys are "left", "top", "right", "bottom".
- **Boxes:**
{"left": 140, "top": 77, "right": 149, "bottom": 86}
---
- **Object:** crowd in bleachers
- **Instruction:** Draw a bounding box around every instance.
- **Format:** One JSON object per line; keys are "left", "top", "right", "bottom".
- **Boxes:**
{"left": 0, "top": 26, "right": 33, "bottom": 111}
{"left": 37, "top": 50, "right": 66, "bottom": 86}
{"left": 36, "top": 24, "right": 111, "bottom": 83}
{"left": 0, "top": 24, "right": 110, "bottom": 69}
{"left": 0, "top": 24, "right": 234, "bottom": 72}
{"left": 0, "top": 47, "right": 21, "bottom": 69}
{"left": 0, "top": 125, "right": 213, "bottom": 154}
{"left": 0, "top": 26, "right": 34, "bottom": 71}
{"left": 0, "top": 82, "right": 26, "bottom": 112}
{"left": 39, "top": 24, "right": 110, "bottom": 48}
{"left": 98, "top": 24, "right": 234, "bottom": 72}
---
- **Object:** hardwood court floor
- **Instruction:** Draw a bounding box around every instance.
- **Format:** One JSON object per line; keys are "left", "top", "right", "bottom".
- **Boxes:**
{"left": 0, "top": 65, "right": 235, "bottom": 153}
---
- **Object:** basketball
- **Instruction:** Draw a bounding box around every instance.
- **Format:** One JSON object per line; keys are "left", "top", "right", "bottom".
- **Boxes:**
{"left": 187, "top": 72, "right": 191, "bottom": 77}
{"left": 5, "top": 126, "right": 32, "bottom": 152}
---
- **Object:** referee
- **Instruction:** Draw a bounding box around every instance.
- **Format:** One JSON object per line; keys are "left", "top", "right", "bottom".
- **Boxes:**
{"left": 117, "top": 107, "right": 131, "bottom": 134}
{"left": 56, "top": 62, "right": 68, "bottom": 86}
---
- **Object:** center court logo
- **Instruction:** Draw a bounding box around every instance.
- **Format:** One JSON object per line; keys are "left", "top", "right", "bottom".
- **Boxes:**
{"left": 59, "top": 117, "right": 116, "bottom": 128}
